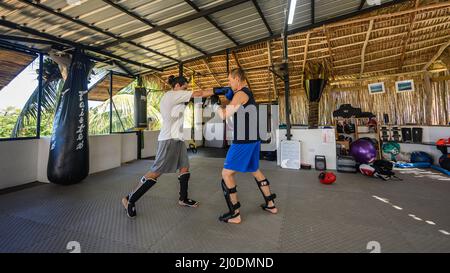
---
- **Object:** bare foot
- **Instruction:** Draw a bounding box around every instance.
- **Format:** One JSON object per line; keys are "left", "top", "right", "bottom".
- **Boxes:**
{"left": 265, "top": 207, "right": 278, "bottom": 214}
{"left": 121, "top": 197, "right": 128, "bottom": 210}
{"left": 227, "top": 214, "right": 241, "bottom": 224}
{"left": 262, "top": 201, "right": 278, "bottom": 214}
{"left": 219, "top": 210, "right": 242, "bottom": 224}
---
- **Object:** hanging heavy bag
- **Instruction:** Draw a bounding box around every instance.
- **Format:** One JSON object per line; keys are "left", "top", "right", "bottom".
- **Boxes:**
{"left": 47, "top": 49, "right": 93, "bottom": 185}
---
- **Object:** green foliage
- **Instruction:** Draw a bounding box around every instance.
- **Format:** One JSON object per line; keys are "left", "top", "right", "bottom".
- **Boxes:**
{"left": 1, "top": 68, "right": 166, "bottom": 139}
{"left": 11, "top": 58, "right": 63, "bottom": 138}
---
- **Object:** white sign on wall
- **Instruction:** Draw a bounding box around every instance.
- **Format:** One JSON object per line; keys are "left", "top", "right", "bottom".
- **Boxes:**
{"left": 280, "top": 140, "right": 301, "bottom": 169}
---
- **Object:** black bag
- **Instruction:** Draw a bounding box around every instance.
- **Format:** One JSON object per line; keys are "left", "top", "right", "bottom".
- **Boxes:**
{"left": 357, "top": 112, "right": 376, "bottom": 118}
{"left": 337, "top": 155, "right": 357, "bottom": 173}
{"left": 372, "top": 160, "right": 394, "bottom": 175}
{"left": 372, "top": 160, "right": 402, "bottom": 181}
{"left": 333, "top": 104, "right": 362, "bottom": 118}
{"left": 47, "top": 49, "right": 93, "bottom": 185}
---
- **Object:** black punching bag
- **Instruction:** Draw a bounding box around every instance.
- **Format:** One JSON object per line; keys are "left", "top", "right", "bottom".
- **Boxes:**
{"left": 47, "top": 49, "right": 93, "bottom": 185}
{"left": 134, "top": 77, "right": 148, "bottom": 129}
{"left": 304, "top": 79, "right": 327, "bottom": 128}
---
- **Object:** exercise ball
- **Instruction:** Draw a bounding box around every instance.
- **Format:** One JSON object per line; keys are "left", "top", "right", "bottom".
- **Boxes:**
{"left": 439, "top": 154, "right": 450, "bottom": 171}
{"left": 410, "top": 151, "right": 434, "bottom": 164}
{"left": 350, "top": 139, "right": 377, "bottom": 164}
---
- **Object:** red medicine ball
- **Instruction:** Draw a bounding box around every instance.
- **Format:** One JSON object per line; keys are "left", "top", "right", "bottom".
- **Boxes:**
{"left": 319, "top": 172, "right": 336, "bottom": 184}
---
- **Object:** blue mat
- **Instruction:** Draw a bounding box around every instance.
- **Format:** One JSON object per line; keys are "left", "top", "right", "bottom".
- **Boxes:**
{"left": 394, "top": 162, "right": 431, "bottom": 168}
{"left": 431, "top": 165, "right": 450, "bottom": 176}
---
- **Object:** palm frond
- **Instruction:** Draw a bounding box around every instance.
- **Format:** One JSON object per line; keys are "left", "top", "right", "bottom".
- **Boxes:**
{"left": 11, "top": 58, "right": 63, "bottom": 137}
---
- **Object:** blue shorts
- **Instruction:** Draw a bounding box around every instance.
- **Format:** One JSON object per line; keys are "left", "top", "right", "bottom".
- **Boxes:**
{"left": 224, "top": 141, "right": 260, "bottom": 172}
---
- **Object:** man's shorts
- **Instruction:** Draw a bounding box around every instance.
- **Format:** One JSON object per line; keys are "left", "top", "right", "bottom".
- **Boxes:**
{"left": 224, "top": 141, "right": 260, "bottom": 173}
{"left": 151, "top": 139, "right": 189, "bottom": 173}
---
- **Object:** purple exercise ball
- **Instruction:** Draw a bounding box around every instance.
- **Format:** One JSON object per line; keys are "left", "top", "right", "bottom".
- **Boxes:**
{"left": 350, "top": 139, "right": 377, "bottom": 164}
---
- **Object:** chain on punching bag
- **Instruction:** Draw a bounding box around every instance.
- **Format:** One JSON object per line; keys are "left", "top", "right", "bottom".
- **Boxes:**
{"left": 47, "top": 49, "right": 93, "bottom": 185}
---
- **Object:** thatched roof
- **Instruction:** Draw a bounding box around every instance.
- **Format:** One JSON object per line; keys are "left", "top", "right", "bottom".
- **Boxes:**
{"left": 0, "top": 49, "right": 36, "bottom": 91}
{"left": 88, "top": 74, "right": 134, "bottom": 101}
{"left": 152, "top": 0, "right": 450, "bottom": 102}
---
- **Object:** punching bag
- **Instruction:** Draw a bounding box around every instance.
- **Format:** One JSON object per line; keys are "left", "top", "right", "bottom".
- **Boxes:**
{"left": 134, "top": 77, "right": 148, "bottom": 129}
{"left": 304, "top": 79, "right": 327, "bottom": 128}
{"left": 304, "top": 62, "right": 327, "bottom": 128}
{"left": 47, "top": 49, "right": 93, "bottom": 185}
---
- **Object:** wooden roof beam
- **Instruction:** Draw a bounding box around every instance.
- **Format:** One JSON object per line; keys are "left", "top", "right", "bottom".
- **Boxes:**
{"left": 360, "top": 19, "right": 374, "bottom": 77}
{"left": 323, "top": 26, "right": 335, "bottom": 77}
{"left": 423, "top": 40, "right": 450, "bottom": 71}
{"left": 202, "top": 58, "right": 222, "bottom": 87}
{"left": 232, "top": 51, "right": 253, "bottom": 91}
{"left": 302, "top": 32, "right": 311, "bottom": 72}
{"left": 398, "top": 0, "right": 420, "bottom": 71}
{"left": 267, "top": 40, "right": 278, "bottom": 101}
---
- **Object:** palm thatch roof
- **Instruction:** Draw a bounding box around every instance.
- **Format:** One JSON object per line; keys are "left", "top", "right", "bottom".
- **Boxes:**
{"left": 88, "top": 73, "right": 134, "bottom": 101}
{"left": 0, "top": 48, "right": 36, "bottom": 91}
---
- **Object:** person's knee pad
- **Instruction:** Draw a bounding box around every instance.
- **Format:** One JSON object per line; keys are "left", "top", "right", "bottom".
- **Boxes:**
{"left": 129, "top": 177, "right": 157, "bottom": 203}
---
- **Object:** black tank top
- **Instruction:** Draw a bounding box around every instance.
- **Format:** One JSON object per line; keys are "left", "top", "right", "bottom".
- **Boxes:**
{"left": 233, "top": 87, "right": 260, "bottom": 144}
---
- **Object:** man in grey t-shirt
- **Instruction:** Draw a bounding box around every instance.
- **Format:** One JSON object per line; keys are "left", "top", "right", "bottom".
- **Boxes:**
{"left": 122, "top": 75, "right": 214, "bottom": 218}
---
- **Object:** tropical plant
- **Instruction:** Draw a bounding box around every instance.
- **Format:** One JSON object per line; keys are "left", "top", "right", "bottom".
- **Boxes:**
{"left": 11, "top": 58, "right": 63, "bottom": 137}
{"left": 88, "top": 79, "right": 165, "bottom": 135}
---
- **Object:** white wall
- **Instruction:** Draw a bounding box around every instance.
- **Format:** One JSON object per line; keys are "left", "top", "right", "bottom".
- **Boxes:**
{"left": 89, "top": 135, "right": 122, "bottom": 173}
{"left": 277, "top": 128, "right": 337, "bottom": 170}
{"left": 37, "top": 137, "right": 51, "bottom": 183}
{"left": 0, "top": 139, "right": 39, "bottom": 189}
{"left": 141, "top": 130, "right": 159, "bottom": 158}
{"left": 0, "top": 131, "right": 161, "bottom": 190}
{"left": 121, "top": 133, "right": 137, "bottom": 163}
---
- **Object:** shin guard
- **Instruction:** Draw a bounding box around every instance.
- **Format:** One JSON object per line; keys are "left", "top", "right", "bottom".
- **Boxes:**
{"left": 219, "top": 179, "right": 240, "bottom": 222}
{"left": 255, "top": 178, "right": 276, "bottom": 209}
{"left": 128, "top": 177, "right": 157, "bottom": 204}
{"left": 178, "top": 172, "right": 190, "bottom": 201}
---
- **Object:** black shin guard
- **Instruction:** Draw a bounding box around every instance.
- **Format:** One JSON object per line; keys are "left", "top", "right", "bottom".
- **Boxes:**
{"left": 178, "top": 172, "right": 190, "bottom": 201}
{"left": 255, "top": 178, "right": 276, "bottom": 209}
{"left": 128, "top": 177, "right": 157, "bottom": 204}
{"left": 219, "top": 179, "right": 240, "bottom": 222}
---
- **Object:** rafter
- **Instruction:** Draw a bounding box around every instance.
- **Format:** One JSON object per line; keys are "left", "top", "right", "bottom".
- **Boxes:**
{"left": 423, "top": 40, "right": 450, "bottom": 71}
{"left": 202, "top": 59, "right": 222, "bottom": 87}
{"left": 252, "top": 0, "right": 273, "bottom": 36}
{"left": 398, "top": 0, "right": 420, "bottom": 71}
{"left": 0, "top": 18, "right": 160, "bottom": 72}
{"left": 184, "top": 0, "right": 239, "bottom": 45}
{"left": 302, "top": 32, "right": 311, "bottom": 72}
{"left": 267, "top": 40, "right": 277, "bottom": 101}
{"left": 101, "top": 0, "right": 249, "bottom": 49}
{"left": 102, "top": 0, "right": 208, "bottom": 55}
{"left": 17, "top": 0, "right": 178, "bottom": 63}
{"left": 360, "top": 19, "right": 374, "bottom": 76}
{"left": 323, "top": 26, "right": 335, "bottom": 77}
{"left": 232, "top": 51, "right": 253, "bottom": 91}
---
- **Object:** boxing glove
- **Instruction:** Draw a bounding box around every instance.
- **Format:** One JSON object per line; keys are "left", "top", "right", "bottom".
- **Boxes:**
{"left": 224, "top": 88, "right": 234, "bottom": 101}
